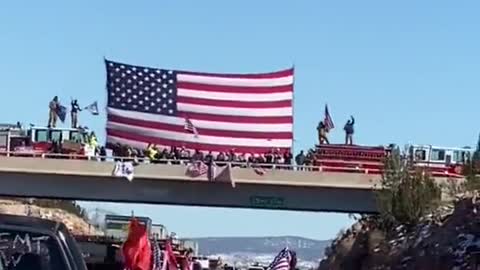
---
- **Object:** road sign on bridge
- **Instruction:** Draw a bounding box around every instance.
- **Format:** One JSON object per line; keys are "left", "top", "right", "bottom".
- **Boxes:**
{"left": 250, "top": 196, "right": 285, "bottom": 208}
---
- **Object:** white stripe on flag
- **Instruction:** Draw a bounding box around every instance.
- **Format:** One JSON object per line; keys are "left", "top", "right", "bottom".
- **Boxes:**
{"left": 177, "top": 89, "right": 293, "bottom": 102}
{"left": 177, "top": 103, "right": 292, "bottom": 117}
{"left": 177, "top": 74, "right": 294, "bottom": 87}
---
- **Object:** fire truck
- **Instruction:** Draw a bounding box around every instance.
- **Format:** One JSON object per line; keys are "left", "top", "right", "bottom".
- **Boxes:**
{"left": 0, "top": 124, "right": 95, "bottom": 157}
{"left": 314, "top": 143, "right": 473, "bottom": 178}
{"left": 406, "top": 144, "right": 473, "bottom": 178}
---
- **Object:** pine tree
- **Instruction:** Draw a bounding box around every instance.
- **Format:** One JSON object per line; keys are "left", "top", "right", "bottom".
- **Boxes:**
{"left": 376, "top": 149, "right": 442, "bottom": 230}
{"left": 473, "top": 133, "right": 480, "bottom": 162}
{"left": 462, "top": 134, "right": 480, "bottom": 192}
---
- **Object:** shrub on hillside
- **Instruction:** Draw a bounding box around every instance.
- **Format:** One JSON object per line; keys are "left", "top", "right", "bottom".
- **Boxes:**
{"left": 376, "top": 149, "right": 442, "bottom": 230}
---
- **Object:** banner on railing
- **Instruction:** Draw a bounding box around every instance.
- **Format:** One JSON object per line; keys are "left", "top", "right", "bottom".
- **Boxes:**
{"left": 185, "top": 161, "right": 209, "bottom": 178}
{"left": 214, "top": 163, "right": 235, "bottom": 188}
{"left": 113, "top": 161, "right": 135, "bottom": 182}
{"left": 185, "top": 161, "right": 235, "bottom": 187}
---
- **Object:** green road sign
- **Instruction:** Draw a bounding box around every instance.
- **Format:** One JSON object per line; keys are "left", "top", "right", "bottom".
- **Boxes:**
{"left": 250, "top": 196, "right": 285, "bottom": 208}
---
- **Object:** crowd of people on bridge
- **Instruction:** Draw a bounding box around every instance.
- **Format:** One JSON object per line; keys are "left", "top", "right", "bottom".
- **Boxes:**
{"left": 108, "top": 142, "right": 319, "bottom": 169}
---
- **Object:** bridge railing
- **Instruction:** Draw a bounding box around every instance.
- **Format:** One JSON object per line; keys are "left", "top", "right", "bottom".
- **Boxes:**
{"left": 0, "top": 151, "right": 465, "bottom": 178}
{"left": 0, "top": 150, "right": 383, "bottom": 175}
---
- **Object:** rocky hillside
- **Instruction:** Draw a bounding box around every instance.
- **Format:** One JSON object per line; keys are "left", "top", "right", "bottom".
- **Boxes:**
{"left": 0, "top": 199, "right": 102, "bottom": 235}
{"left": 318, "top": 197, "right": 480, "bottom": 270}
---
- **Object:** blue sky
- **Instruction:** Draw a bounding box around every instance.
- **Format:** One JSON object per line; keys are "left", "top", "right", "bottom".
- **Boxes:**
{"left": 1, "top": 1, "right": 479, "bottom": 240}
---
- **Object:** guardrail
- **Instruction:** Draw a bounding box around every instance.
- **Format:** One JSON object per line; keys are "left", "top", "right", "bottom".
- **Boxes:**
{"left": 0, "top": 150, "right": 382, "bottom": 175}
{"left": 0, "top": 150, "right": 465, "bottom": 178}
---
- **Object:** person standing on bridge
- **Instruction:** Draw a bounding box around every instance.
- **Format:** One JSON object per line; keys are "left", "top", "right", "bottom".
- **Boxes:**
{"left": 146, "top": 143, "right": 158, "bottom": 163}
{"left": 317, "top": 121, "right": 330, "bottom": 144}
{"left": 70, "top": 99, "right": 82, "bottom": 128}
{"left": 344, "top": 115, "right": 355, "bottom": 145}
{"left": 89, "top": 131, "right": 98, "bottom": 155}
{"left": 48, "top": 96, "right": 59, "bottom": 128}
{"left": 295, "top": 150, "right": 305, "bottom": 170}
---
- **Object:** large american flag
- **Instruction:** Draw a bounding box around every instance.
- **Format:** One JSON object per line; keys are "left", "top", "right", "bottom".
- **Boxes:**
{"left": 105, "top": 59, "right": 294, "bottom": 154}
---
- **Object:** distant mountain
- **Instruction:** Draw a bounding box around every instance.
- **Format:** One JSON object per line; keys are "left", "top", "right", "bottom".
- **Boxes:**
{"left": 190, "top": 236, "right": 330, "bottom": 262}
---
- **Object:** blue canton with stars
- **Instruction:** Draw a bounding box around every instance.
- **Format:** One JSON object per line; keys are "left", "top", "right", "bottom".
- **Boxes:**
{"left": 106, "top": 60, "right": 178, "bottom": 116}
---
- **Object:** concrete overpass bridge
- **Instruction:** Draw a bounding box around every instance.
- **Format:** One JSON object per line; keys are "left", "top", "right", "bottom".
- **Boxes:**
{"left": 0, "top": 156, "right": 386, "bottom": 213}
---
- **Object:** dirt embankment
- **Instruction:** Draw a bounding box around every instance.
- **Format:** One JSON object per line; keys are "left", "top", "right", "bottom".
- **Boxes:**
{"left": 319, "top": 198, "right": 480, "bottom": 270}
{"left": 0, "top": 199, "right": 102, "bottom": 236}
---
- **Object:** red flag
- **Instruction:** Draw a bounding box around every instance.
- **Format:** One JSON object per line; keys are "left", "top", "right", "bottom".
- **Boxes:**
{"left": 162, "top": 240, "right": 178, "bottom": 270}
{"left": 122, "top": 218, "right": 152, "bottom": 270}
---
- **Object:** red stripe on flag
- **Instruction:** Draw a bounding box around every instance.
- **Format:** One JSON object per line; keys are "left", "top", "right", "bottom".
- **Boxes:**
{"left": 177, "top": 82, "right": 293, "bottom": 94}
{"left": 178, "top": 68, "right": 294, "bottom": 79}
{"left": 108, "top": 115, "right": 292, "bottom": 140}
{"left": 177, "top": 96, "right": 292, "bottom": 109}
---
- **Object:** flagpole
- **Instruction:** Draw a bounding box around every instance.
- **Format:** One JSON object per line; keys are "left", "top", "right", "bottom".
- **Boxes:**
{"left": 103, "top": 57, "right": 107, "bottom": 149}
{"left": 291, "top": 63, "right": 296, "bottom": 154}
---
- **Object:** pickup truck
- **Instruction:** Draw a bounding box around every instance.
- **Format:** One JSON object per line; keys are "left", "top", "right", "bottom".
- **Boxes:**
{"left": 0, "top": 213, "right": 88, "bottom": 270}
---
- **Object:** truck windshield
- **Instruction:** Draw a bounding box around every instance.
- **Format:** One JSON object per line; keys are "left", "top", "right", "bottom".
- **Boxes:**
{"left": 69, "top": 131, "right": 86, "bottom": 144}
{"left": 34, "top": 129, "right": 80, "bottom": 143}
{"left": 0, "top": 228, "right": 66, "bottom": 270}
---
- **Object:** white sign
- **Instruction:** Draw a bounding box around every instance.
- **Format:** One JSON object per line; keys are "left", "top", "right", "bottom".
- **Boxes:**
{"left": 113, "top": 161, "right": 134, "bottom": 181}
